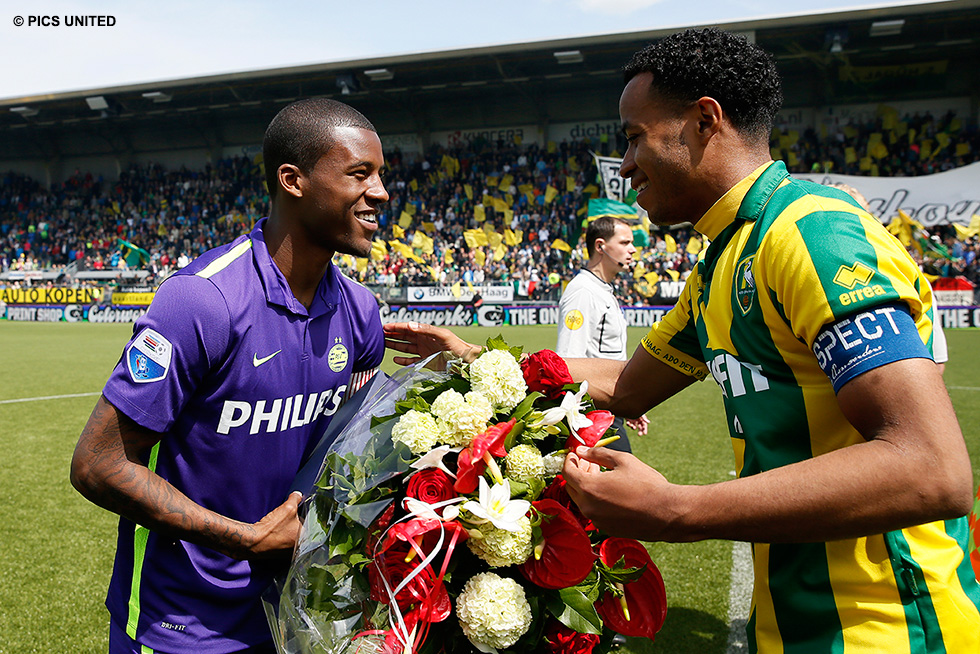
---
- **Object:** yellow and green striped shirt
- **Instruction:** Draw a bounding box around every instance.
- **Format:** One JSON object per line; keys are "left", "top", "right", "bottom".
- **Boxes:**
{"left": 643, "top": 160, "right": 980, "bottom": 653}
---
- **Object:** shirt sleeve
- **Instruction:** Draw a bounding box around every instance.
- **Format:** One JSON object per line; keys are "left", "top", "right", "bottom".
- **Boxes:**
{"left": 759, "top": 192, "right": 934, "bottom": 352}
{"left": 640, "top": 275, "right": 709, "bottom": 381}
{"left": 556, "top": 282, "right": 593, "bottom": 358}
{"left": 102, "top": 274, "right": 231, "bottom": 433}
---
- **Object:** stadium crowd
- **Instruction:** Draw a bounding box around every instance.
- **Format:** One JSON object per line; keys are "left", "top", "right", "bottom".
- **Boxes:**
{"left": 2, "top": 110, "right": 978, "bottom": 306}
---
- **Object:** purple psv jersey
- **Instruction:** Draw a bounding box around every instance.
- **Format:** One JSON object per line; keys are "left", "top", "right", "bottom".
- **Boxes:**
{"left": 102, "top": 219, "right": 383, "bottom": 652}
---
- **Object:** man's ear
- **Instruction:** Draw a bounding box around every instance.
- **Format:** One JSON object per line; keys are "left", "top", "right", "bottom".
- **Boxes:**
{"left": 277, "top": 164, "right": 304, "bottom": 199}
{"left": 694, "top": 96, "right": 724, "bottom": 142}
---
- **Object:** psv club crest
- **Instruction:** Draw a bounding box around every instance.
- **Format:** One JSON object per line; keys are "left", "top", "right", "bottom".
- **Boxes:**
{"left": 735, "top": 256, "right": 756, "bottom": 315}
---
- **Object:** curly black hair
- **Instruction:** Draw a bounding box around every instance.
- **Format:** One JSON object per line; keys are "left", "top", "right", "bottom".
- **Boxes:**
{"left": 263, "top": 98, "right": 376, "bottom": 199}
{"left": 623, "top": 28, "right": 782, "bottom": 142}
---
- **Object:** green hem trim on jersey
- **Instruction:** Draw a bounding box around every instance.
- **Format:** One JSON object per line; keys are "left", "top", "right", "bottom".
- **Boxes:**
{"left": 885, "top": 529, "right": 946, "bottom": 653}
{"left": 196, "top": 239, "right": 253, "bottom": 279}
{"left": 946, "top": 517, "right": 980, "bottom": 611}
{"left": 126, "top": 442, "right": 161, "bottom": 640}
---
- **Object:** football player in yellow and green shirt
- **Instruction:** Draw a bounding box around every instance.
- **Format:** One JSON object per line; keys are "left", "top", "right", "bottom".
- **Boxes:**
{"left": 382, "top": 27, "right": 980, "bottom": 654}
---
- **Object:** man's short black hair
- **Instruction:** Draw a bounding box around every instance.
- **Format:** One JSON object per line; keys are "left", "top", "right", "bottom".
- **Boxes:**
{"left": 263, "top": 98, "right": 376, "bottom": 199}
{"left": 623, "top": 28, "right": 782, "bottom": 142}
{"left": 586, "top": 216, "right": 629, "bottom": 258}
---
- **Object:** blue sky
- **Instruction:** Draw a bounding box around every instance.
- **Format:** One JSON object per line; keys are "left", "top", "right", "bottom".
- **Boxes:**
{"left": 0, "top": 0, "right": 941, "bottom": 99}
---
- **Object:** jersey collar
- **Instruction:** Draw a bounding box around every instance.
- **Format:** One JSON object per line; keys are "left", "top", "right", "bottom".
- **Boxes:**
{"left": 250, "top": 218, "right": 339, "bottom": 319}
{"left": 694, "top": 161, "right": 783, "bottom": 240}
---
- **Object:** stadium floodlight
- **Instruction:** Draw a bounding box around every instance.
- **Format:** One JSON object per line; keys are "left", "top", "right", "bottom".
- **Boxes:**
{"left": 870, "top": 19, "right": 904, "bottom": 37}
{"left": 85, "top": 96, "right": 109, "bottom": 111}
{"left": 141, "top": 91, "right": 172, "bottom": 103}
{"left": 9, "top": 106, "right": 38, "bottom": 117}
{"left": 554, "top": 50, "right": 583, "bottom": 64}
{"left": 364, "top": 68, "right": 393, "bottom": 81}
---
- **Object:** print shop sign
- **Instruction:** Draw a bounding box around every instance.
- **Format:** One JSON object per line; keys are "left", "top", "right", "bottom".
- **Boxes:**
{"left": 798, "top": 161, "right": 980, "bottom": 227}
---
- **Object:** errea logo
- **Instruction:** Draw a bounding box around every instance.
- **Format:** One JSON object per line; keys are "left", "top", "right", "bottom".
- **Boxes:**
{"left": 833, "top": 262, "right": 875, "bottom": 289}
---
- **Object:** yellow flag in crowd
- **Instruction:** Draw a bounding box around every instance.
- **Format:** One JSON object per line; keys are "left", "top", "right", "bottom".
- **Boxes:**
{"left": 644, "top": 271, "right": 661, "bottom": 286}
{"left": 504, "top": 228, "right": 520, "bottom": 247}
{"left": 399, "top": 212, "right": 413, "bottom": 228}
{"left": 493, "top": 244, "right": 507, "bottom": 262}
{"left": 687, "top": 236, "right": 703, "bottom": 254}
{"left": 633, "top": 261, "right": 646, "bottom": 279}
{"left": 474, "top": 250, "right": 486, "bottom": 267}
{"left": 467, "top": 280, "right": 477, "bottom": 293}
{"left": 488, "top": 231, "right": 503, "bottom": 249}
{"left": 409, "top": 179, "right": 418, "bottom": 191}
{"left": 428, "top": 266, "right": 440, "bottom": 281}
{"left": 568, "top": 158, "right": 580, "bottom": 172}
{"left": 411, "top": 231, "right": 425, "bottom": 251}
{"left": 551, "top": 239, "right": 572, "bottom": 253}
{"left": 405, "top": 203, "right": 417, "bottom": 215}
{"left": 444, "top": 249, "right": 454, "bottom": 264}
{"left": 421, "top": 234, "right": 434, "bottom": 255}
{"left": 451, "top": 281, "right": 462, "bottom": 298}
{"left": 464, "top": 231, "right": 480, "bottom": 249}
{"left": 421, "top": 221, "right": 436, "bottom": 233}
{"left": 665, "top": 234, "right": 677, "bottom": 253}
{"left": 544, "top": 185, "right": 559, "bottom": 204}
{"left": 474, "top": 205, "right": 486, "bottom": 223}
{"left": 582, "top": 184, "right": 598, "bottom": 197}
{"left": 356, "top": 258, "right": 368, "bottom": 273}
{"left": 566, "top": 176, "right": 577, "bottom": 192}
{"left": 464, "top": 184, "right": 474, "bottom": 200}
{"left": 503, "top": 208, "right": 514, "bottom": 224}
{"left": 370, "top": 240, "right": 387, "bottom": 261}
{"left": 393, "top": 224, "right": 405, "bottom": 239}
{"left": 486, "top": 175, "right": 499, "bottom": 187}
{"left": 500, "top": 174, "right": 513, "bottom": 190}
{"left": 665, "top": 268, "right": 680, "bottom": 282}
{"left": 492, "top": 197, "right": 509, "bottom": 213}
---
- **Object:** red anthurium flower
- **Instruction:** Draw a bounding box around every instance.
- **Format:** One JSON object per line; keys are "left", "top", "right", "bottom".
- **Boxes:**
{"left": 541, "top": 475, "right": 595, "bottom": 532}
{"left": 543, "top": 620, "right": 601, "bottom": 654}
{"left": 454, "top": 419, "right": 514, "bottom": 494}
{"left": 520, "top": 499, "right": 596, "bottom": 589}
{"left": 368, "top": 542, "right": 451, "bottom": 623}
{"left": 595, "top": 538, "right": 667, "bottom": 639}
{"left": 521, "top": 350, "right": 573, "bottom": 400}
{"left": 566, "top": 410, "right": 615, "bottom": 450}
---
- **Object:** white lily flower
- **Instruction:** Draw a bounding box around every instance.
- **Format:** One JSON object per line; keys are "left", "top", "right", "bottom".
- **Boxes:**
{"left": 461, "top": 478, "right": 530, "bottom": 533}
{"left": 410, "top": 444, "right": 462, "bottom": 478}
{"left": 535, "top": 381, "right": 593, "bottom": 435}
{"left": 404, "top": 496, "right": 464, "bottom": 522}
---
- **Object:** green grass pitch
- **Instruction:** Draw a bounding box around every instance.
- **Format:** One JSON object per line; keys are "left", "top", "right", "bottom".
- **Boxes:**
{"left": 0, "top": 322, "right": 977, "bottom": 653}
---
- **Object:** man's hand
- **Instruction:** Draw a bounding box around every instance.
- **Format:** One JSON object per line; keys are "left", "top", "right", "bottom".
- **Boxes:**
{"left": 626, "top": 415, "right": 649, "bottom": 436}
{"left": 562, "top": 446, "right": 680, "bottom": 541}
{"left": 242, "top": 491, "right": 303, "bottom": 559}
{"left": 383, "top": 321, "right": 481, "bottom": 367}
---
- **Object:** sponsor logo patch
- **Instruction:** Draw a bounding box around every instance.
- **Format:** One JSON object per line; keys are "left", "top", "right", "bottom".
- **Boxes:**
{"left": 126, "top": 328, "right": 172, "bottom": 383}
{"left": 564, "top": 309, "right": 584, "bottom": 331}
{"left": 833, "top": 262, "right": 875, "bottom": 290}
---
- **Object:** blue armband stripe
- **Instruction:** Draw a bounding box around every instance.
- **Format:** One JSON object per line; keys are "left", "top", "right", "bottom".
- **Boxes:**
{"left": 812, "top": 303, "right": 931, "bottom": 393}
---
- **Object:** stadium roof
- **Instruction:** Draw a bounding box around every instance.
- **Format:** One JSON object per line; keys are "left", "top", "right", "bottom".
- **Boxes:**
{"left": 2, "top": 0, "right": 978, "bottom": 166}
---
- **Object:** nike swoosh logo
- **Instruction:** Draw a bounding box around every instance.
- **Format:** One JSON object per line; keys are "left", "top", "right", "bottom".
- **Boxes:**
{"left": 252, "top": 350, "right": 281, "bottom": 367}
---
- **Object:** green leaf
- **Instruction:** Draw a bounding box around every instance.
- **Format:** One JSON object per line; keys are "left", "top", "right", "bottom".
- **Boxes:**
{"left": 485, "top": 334, "right": 509, "bottom": 352}
{"left": 504, "top": 419, "right": 525, "bottom": 451}
{"left": 546, "top": 587, "right": 603, "bottom": 634}
{"left": 511, "top": 391, "right": 543, "bottom": 422}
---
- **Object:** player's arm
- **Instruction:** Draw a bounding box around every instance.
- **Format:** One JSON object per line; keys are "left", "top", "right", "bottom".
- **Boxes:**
{"left": 70, "top": 396, "right": 301, "bottom": 559}
{"left": 564, "top": 346, "right": 695, "bottom": 418}
{"left": 566, "top": 355, "right": 972, "bottom": 543}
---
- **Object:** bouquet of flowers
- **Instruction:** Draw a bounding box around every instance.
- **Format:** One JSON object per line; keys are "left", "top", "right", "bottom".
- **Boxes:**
{"left": 266, "top": 337, "right": 667, "bottom": 654}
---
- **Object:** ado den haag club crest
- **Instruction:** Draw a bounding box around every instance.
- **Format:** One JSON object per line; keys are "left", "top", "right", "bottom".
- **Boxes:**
{"left": 735, "top": 256, "right": 756, "bottom": 314}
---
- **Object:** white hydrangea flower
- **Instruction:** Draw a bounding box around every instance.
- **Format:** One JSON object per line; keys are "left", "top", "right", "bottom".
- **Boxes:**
{"left": 541, "top": 451, "right": 565, "bottom": 477}
{"left": 504, "top": 444, "right": 545, "bottom": 484}
{"left": 469, "top": 349, "right": 527, "bottom": 411}
{"left": 456, "top": 572, "right": 533, "bottom": 651}
{"left": 466, "top": 515, "right": 533, "bottom": 567}
{"left": 390, "top": 410, "right": 439, "bottom": 454}
{"left": 431, "top": 389, "right": 493, "bottom": 446}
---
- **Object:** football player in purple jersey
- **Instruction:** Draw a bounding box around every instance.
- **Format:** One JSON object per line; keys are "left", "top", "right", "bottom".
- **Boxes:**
{"left": 71, "top": 98, "right": 388, "bottom": 653}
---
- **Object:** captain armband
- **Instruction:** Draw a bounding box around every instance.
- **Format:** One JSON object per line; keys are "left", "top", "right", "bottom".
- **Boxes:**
{"left": 811, "top": 303, "right": 931, "bottom": 393}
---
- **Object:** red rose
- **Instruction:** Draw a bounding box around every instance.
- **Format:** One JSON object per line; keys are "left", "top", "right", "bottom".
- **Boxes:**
{"left": 406, "top": 468, "right": 456, "bottom": 505}
{"left": 543, "top": 620, "right": 600, "bottom": 654}
{"left": 566, "top": 410, "right": 615, "bottom": 450}
{"left": 595, "top": 538, "right": 667, "bottom": 639}
{"left": 521, "top": 349, "right": 573, "bottom": 400}
{"left": 520, "top": 499, "right": 596, "bottom": 589}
